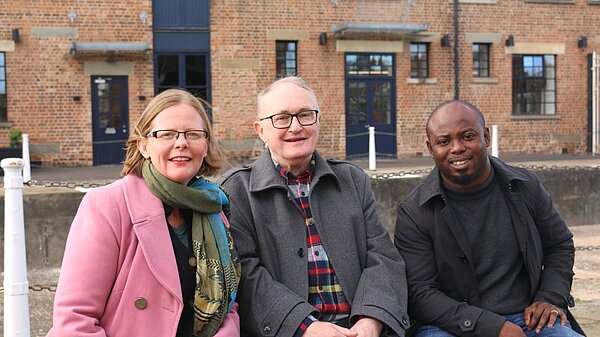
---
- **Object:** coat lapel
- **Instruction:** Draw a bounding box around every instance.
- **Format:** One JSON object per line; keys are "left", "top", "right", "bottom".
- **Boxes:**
{"left": 123, "top": 175, "right": 182, "bottom": 301}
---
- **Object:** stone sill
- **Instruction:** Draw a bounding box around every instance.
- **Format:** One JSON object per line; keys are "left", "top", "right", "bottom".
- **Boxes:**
{"left": 511, "top": 114, "right": 561, "bottom": 121}
{"left": 406, "top": 77, "right": 438, "bottom": 85}
{"left": 471, "top": 77, "right": 500, "bottom": 84}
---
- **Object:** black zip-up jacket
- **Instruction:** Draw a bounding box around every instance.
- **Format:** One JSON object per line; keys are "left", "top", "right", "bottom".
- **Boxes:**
{"left": 394, "top": 156, "right": 581, "bottom": 337}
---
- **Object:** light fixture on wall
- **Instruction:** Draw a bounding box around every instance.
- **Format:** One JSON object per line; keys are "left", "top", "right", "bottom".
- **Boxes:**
{"left": 319, "top": 32, "right": 328, "bottom": 45}
{"left": 505, "top": 35, "right": 514, "bottom": 47}
{"left": 72, "top": 96, "right": 81, "bottom": 102}
{"left": 68, "top": 11, "right": 77, "bottom": 23}
{"left": 12, "top": 28, "right": 20, "bottom": 43}
{"left": 441, "top": 34, "right": 450, "bottom": 47}
{"left": 578, "top": 36, "right": 588, "bottom": 48}
{"left": 139, "top": 12, "right": 148, "bottom": 25}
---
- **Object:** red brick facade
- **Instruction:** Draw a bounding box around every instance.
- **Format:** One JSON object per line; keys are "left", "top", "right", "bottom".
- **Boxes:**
{"left": 1, "top": 1, "right": 599, "bottom": 166}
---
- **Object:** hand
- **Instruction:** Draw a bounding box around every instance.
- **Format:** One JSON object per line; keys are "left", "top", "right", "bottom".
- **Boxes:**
{"left": 498, "top": 321, "right": 526, "bottom": 337}
{"left": 523, "top": 301, "right": 567, "bottom": 334}
{"left": 350, "top": 317, "right": 384, "bottom": 337}
{"left": 304, "top": 321, "right": 359, "bottom": 337}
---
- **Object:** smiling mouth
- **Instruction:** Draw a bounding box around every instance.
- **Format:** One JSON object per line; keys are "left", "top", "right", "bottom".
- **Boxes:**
{"left": 449, "top": 158, "right": 470, "bottom": 169}
{"left": 285, "top": 138, "right": 306, "bottom": 142}
{"left": 170, "top": 157, "right": 191, "bottom": 162}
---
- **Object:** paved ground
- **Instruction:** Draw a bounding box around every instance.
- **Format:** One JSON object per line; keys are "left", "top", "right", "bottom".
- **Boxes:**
{"left": 1, "top": 154, "right": 600, "bottom": 336}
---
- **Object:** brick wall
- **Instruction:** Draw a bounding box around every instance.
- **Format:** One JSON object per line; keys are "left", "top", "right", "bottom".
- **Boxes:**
{"left": 1, "top": 0, "right": 153, "bottom": 166}
{"left": 211, "top": 0, "right": 600, "bottom": 159}
{"left": 2, "top": 1, "right": 599, "bottom": 165}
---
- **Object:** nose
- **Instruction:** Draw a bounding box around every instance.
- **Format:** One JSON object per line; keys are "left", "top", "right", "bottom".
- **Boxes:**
{"left": 174, "top": 132, "right": 189, "bottom": 148}
{"left": 450, "top": 140, "right": 465, "bottom": 153}
{"left": 288, "top": 115, "right": 303, "bottom": 132}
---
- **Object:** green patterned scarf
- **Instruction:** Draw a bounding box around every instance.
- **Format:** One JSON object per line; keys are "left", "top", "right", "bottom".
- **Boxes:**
{"left": 142, "top": 161, "right": 240, "bottom": 337}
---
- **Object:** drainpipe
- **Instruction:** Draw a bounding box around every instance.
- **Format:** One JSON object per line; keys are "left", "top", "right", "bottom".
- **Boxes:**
{"left": 454, "top": 0, "right": 460, "bottom": 100}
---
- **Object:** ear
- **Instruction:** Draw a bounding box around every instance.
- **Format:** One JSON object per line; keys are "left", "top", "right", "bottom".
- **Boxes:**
{"left": 253, "top": 121, "right": 267, "bottom": 143}
{"left": 137, "top": 139, "right": 149, "bottom": 159}
{"left": 426, "top": 140, "right": 433, "bottom": 156}
{"left": 484, "top": 127, "right": 490, "bottom": 147}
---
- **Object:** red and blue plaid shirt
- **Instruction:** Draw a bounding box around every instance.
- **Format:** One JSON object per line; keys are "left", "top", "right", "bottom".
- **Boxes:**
{"left": 275, "top": 159, "right": 351, "bottom": 336}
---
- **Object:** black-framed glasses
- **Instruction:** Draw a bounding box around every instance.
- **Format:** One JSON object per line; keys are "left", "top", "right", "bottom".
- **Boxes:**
{"left": 147, "top": 129, "right": 208, "bottom": 142}
{"left": 259, "top": 109, "right": 319, "bottom": 129}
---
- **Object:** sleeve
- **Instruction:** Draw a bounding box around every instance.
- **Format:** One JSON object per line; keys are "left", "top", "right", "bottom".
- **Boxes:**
{"left": 214, "top": 302, "right": 240, "bottom": 336}
{"left": 223, "top": 179, "right": 317, "bottom": 337}
{"left": 527, "top": 174, "right": 575, "bottom": 308}
{"left": 47, "top": 189, "right": 122, "bottom": 337}
{"left": 394, "top": 201, "right": 506, "bottom": 337}
{"left": 349, "top": 171, "right": 410, "bottom": 337}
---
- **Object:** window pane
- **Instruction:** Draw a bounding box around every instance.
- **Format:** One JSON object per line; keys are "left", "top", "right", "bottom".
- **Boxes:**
{"left": 0, "top": 52, "right": 4, "bottom": 65}
{"left": 0, "top": 82, "right": 5, "bottom": 94}
{"left": 0, "top": 95, "right": 6, "bottom": 121}
{"left": 185, "top": 55, "right": 206, "bottom": 86}
{"left": 513, "top": 54, "right": 555, "bottom": 115}
{"left": 276, "top": 41, "right": 296, "bottom": 76}
{"left": 373, "top": 82, "right": 391, "bottom": 124}
{"left": 348, "top": 82, "right": 367, "bottom": 125}
{"left": 158, "top": 55, "right": 179, "bottom": 86}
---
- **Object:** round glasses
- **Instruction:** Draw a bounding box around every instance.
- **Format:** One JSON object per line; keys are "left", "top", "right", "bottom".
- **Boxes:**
{"left": 147, "top": 129, "right": 208, "bottom": 142}
{"left": 259, "top": 110, "right": 319, "bottom": 129}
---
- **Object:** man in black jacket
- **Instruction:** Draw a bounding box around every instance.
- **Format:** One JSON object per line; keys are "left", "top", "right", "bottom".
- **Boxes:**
{"left": 394, "top": 100, "right": 584, "bottom": 337}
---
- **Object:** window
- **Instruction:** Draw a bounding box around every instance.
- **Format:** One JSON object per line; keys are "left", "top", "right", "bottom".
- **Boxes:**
{"left": 0, "top": 52, "right": 6, "bottom": 122}
{"left": 345, "top": 54, "right": 393, "bottom": 77}
{"left": 472, "top": 44, "right": 490, "bottom": 77}
{"left": 276, "top": 41, "right": 297, "bottom": 77}
{"left": 156, "top": 54, "right": 209, "bottom": 102}
{"left": 512, "top": 55, "right": 556, "bottom": 115}
{"left": 410, "top": 43, "right": 429, "bottom": 78}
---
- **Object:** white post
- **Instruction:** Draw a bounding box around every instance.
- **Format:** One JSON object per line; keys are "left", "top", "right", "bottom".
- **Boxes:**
{"left": 491, "top": 124, "right": 499, "bottom": 158}
{"left": 368, "top": 126, "right": 376, "bottom": 171}
{"left": 2, "top": 158, "right": 31, "bottom": 337}
{"left": 22, "top": 134, "right": 31, "bottom": 183}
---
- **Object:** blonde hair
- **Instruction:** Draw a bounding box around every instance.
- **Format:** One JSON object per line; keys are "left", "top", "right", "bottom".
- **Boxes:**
{"left": 257, "top": 76, "right": 318, "bottom": 116}
{"left": 121, "top": 88, "right": 225, "bottom": 177}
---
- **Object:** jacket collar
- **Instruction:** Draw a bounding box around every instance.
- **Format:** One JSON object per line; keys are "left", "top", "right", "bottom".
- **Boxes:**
{"left": 417, "top": 155, "right": 531, "bottom": 207}
{"left": 249, "top": 148, "right": 340, "bottom": 193}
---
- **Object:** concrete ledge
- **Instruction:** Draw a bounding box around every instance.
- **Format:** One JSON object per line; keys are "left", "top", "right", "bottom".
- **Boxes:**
{"left": 1, "top": 167, "right": 598, "bottom": 271}
{"left": 372, "top": 168, "right": 600, "bottom": 233}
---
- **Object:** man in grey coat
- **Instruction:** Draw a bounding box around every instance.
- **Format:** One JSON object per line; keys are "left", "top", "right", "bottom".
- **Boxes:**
{"left": 394, "top": 100, "right": 584, "bottom": 337}
{"left": 219, "top": 76, "right": 409, "bottom": 337}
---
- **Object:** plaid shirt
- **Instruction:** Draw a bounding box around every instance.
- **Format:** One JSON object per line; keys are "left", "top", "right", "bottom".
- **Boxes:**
{"left": 275, "top": 160, "right": 351, "bottom": 337}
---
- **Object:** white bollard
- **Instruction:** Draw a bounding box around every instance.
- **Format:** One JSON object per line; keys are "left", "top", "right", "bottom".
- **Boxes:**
{"left": 2, "top": 158, "right": 31, "bottom": 337}
{"left": 368, "top": 126, "right": 376, "bottom": 171}
{"left": 22, "top": 134, "right": 31, "bottom": 183}
{"left": 491, "top": 124, "right": 499, "bottom": 158}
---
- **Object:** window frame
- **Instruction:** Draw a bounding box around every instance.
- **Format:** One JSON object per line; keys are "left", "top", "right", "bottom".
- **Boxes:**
{"left": 512, "top": 54, "right": 556, "bottom": 116}
{"left": 472, "top": 43, "right": 491, "bottom": 78}
{"left": 0, "top": 52, "right": 6, "bottom": 122}
{"left": 410, "top": 43, "right": 429, "bottom": 79}
{"left": 275, "top": 40, "right": 297, "bottom": 78}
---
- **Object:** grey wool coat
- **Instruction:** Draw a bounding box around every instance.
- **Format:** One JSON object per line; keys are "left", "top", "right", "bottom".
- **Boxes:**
{"left": 218, "top": 149, "right": 409, "bottom": 337}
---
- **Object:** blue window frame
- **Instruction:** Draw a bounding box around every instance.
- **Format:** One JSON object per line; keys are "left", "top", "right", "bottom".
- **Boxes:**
{"left": 0, "top": 52, "right": 6, "bottom": 122}
{"left": 155, "top": 54, "right": 210, "bottom": 104}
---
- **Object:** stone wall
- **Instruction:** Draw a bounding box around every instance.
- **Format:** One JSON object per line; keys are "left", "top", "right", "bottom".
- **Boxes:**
{"left": 1, "top": 167, "right": 599, "bottom": 271}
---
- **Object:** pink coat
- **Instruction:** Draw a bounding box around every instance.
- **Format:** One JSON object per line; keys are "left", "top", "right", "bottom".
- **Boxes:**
{"left": 47, "top": 174, "right": 240, "bottom": 337}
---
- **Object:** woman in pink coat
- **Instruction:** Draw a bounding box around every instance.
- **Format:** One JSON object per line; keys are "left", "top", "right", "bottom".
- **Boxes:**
{"left": 47, "top": 89, "right": 241, "bottom": 337}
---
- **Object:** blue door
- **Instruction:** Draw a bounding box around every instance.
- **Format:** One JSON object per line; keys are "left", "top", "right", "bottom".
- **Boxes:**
{"left": 345, "top": 53, "right": 396, "bottom": 159}
{"left": 91, "top": 76, "right": 128, "bottom": 165}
